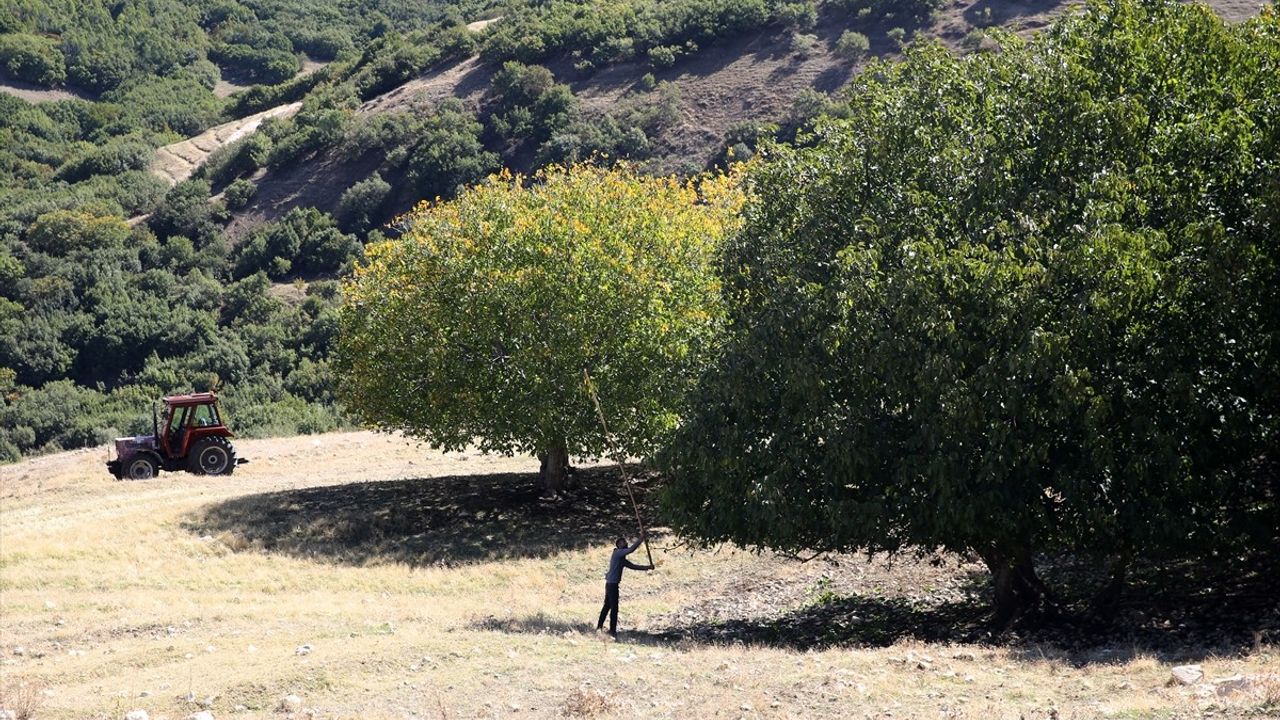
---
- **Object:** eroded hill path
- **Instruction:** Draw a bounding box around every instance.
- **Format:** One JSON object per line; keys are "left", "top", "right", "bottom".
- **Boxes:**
{"left": 149, "top": 101, "right": 302, "bottom": 185}
{"left": 1, "top": 432, "right": 1276, "bottom": 718}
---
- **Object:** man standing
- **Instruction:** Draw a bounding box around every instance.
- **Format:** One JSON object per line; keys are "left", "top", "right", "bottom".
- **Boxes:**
{"left": 596, "top": 534, "right": 653, "bottom": 638}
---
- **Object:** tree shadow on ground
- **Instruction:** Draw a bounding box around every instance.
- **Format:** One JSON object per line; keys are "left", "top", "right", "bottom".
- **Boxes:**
{"left": 476, "top": 554, "right": 1279, "bottom": 663}
{"left": 184, "top": 465, "right": 659, "bottom": 567}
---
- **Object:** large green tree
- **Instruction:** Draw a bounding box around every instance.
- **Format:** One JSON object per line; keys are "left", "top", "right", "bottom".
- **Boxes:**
{"left": 337, "top": 164, "right": 741, "bottom": 493}
{"left": 661, "top": 0, "right": 1280, "bottom": 623}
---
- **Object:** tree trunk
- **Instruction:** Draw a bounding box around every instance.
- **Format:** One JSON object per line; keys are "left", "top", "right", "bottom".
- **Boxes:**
{"left": 539, "top": 441, "right": 570, "bottom": 496}
{"left": 981, "top": 547, "right": 1052, "bottom": 628}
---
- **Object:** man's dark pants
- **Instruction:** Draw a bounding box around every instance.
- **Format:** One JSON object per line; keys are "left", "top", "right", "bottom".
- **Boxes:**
{"left": 596, "top": 582, "right": 620, "bottom": 635}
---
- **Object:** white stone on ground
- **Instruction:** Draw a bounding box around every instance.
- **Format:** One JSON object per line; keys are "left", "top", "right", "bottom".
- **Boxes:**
{"left": 1170, "top": 665, "right": 1204, "bottom": 685}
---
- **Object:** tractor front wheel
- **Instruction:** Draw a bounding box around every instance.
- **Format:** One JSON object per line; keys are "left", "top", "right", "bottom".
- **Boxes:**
{"left": 189, "top": 436, "right": 236, "bottom": 475}
{"left": 125, "top": 455, "right": 158, "bottom": 480}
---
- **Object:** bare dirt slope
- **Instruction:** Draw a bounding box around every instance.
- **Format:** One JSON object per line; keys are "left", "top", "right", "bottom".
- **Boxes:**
{"left": 149, "top": 102, "right": 302, "bottom": 186}
{"left": 0, "top": 73, "right": 95, "bottom": 104}
{"left": 2, "top": 432, "right": 1277, "bottom": 719}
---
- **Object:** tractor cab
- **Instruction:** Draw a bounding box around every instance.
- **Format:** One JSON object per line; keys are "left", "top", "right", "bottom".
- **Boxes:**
{"left": 107, "top": 392, "right": 247, "bottom": 480}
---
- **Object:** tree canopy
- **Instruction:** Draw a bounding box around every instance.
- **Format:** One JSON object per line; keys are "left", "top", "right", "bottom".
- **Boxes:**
{"left": 337, "top": 164, "right": 742, "bottom": 492}
{"left": 660, "top": 0, "right": 1280, "bottom": 622}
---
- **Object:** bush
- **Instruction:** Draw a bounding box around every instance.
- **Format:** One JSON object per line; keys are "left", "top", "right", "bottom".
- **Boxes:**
{"left": 835, "top": 30, "right": 871, "bottom": 60}
{"left": 233, "top": 207, "right": 360, "bottom": 279}
{"left": 647, "top": 45, "right": 679, "bottom": 68}
{"left": 777, "top": 2, "right": 819, "bottom": 30}
{"left": 336, "top": 173, "right": 391, "bottom": 233}
{"left": 26, "top": 210, "right": 130, "bottom": 254}
{"left": 887, "top": 27, "right": 907, "bottom": 49}
{"left": 0, "top": 33, "right": 66, "bottom": 86}
{"left": 789, "top": 32, "right": 819, "bottom": 57}
{"left": 223, "top": 178, "right": 257, "bottom": 209}
{"left": 406, "top": 101, "right": 498, "bottom": 201}
{"left": 55, "top": 140, "right": 153, "bottom": 183}
{"left": 149, "top": 179, "right": 226, "bottom": 246}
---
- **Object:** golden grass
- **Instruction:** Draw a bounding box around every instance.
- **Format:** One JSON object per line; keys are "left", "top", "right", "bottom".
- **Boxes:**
{"left": 1, "top": 431, "right": 1276, "bottom": 719}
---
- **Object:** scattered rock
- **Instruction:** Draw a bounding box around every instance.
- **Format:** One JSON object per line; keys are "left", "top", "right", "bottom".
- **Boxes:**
{"left": 278, "top": 694, "right": 303, "bottom": 712}
{"left": 0, "top": 711, "right": 17, "bottom": 720}
{"left": 294, "top": 644, "right": 312, "bottom": 656}
{"left": 1212, "top": 674, "right": 1254, "bottom": 696}
{"left": 1169, "top": 665, "right": 1203, "bottom": 686}
{"left": 125, "top": 711, "right": 149, "bottom": 720}
{"left": 952, "top": 651, "right": 977, "bottom": 661}
{"left": 43, "top": 600, "right": 56, "bottom": 609}
{"left": 186, "top": 713, "right": 215, "bottom": 720}
{"left": 12, "top": 646, "right": 24, "bottom": 656}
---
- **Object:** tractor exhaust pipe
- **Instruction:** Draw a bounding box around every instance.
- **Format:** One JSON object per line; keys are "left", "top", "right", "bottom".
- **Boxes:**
{"left": 152, "top": 402, "right": 159, "bottom": 440}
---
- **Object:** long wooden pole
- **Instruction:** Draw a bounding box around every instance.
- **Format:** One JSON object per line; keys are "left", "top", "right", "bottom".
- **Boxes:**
{"left": 582, "top": 369, "right": 654, "bottom": 568}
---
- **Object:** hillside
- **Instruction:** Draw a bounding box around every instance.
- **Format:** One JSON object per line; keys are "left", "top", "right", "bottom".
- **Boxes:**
{"left": 218, "top": 0, "right": 1270, "bottom": 236}
{"left": 0, "top": 0, "right": 1271, "bottom": 464}
{"left": 2, "top": 433, "right": 1276, "bottom": 718}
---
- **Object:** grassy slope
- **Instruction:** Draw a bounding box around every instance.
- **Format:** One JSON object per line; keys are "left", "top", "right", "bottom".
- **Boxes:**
{"left": 2, "top": 433, "right": 1277, "bottom": 719}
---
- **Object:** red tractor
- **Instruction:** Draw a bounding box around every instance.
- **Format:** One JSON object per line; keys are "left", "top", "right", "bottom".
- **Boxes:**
{"left": 107, "top": 392, "right": 248, "bottom": 480}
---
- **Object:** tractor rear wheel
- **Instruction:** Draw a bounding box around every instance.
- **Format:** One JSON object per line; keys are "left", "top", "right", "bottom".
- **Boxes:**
{"left": 125, "top": 455, "right": 158, "bottom": 480}
{"left": 188, "top": 436, "right": 236, "bottom": 475}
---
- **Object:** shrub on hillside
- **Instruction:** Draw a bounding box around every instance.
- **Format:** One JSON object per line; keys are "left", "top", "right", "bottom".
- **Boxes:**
{"left": 0, "top": 33, "right": 66, "bottom": 86}
{"left": 223, "top": 178, "right": 257, "bottom": 210}
{"left": 336, "top": 173, "right": 391, "bottom": 233}
{"left": 835, "top": 30, "right": 871, "bottom": 60}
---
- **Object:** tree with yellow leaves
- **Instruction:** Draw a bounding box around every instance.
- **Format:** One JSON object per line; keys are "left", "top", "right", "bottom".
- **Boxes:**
{"left": 336, "top": 164, "right": 742, "bottom": 494}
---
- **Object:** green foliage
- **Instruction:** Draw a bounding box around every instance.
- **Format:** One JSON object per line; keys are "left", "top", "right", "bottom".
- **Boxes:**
{"left": 480, "top": 0, "right": 773, "bottom": 68}
{"left": 789, "top": 32, "right": 819, "bottom": 57}
{"left": 26, "top": 210, "right": 130, "bottom": 255}
{"left": 336, "top": 172, "right": 392, "bottom": 234}
{"left": 777, "top": 1, "right": 819, "bottom": 30}
{"left": 488, "top": 62, "right": 579, "bottom": 150}
{"left": 222, "top": 178, "right": 257, "bottom": 209}
{"left": 149, "top": 179, "right": 226, "bottom": 246}
{"left": 834, "top": 0, "right": 944, "bottom": 25}
{"left": 234, "top": 207, "right": 361, "bottom": 279}
{"left": 405, "top": 100, "right": 499, "bottom": 200}
{"left": 337, "top": 164, "right": 742, "bottom": 481}
{"left": 661, "top": 0, "right": 1280, "bottom": 613}
{"left": 886, "top": 26, "right": 907, "bottom": 48}
{"left": 0, "top": 32, "right": 66, "bottom": 85}
{"left": 835, "top": 30, "right": 871, "bottom": 60}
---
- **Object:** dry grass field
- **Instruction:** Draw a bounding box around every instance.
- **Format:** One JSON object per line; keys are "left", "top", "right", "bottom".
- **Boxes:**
{"left": 2, "top": 431, "right": 1277, "bottom": 719}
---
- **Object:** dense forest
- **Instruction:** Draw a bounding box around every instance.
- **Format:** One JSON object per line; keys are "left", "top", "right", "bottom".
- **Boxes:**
{"left": 0, "top": 0, "right": 1257, "bottom": 462}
